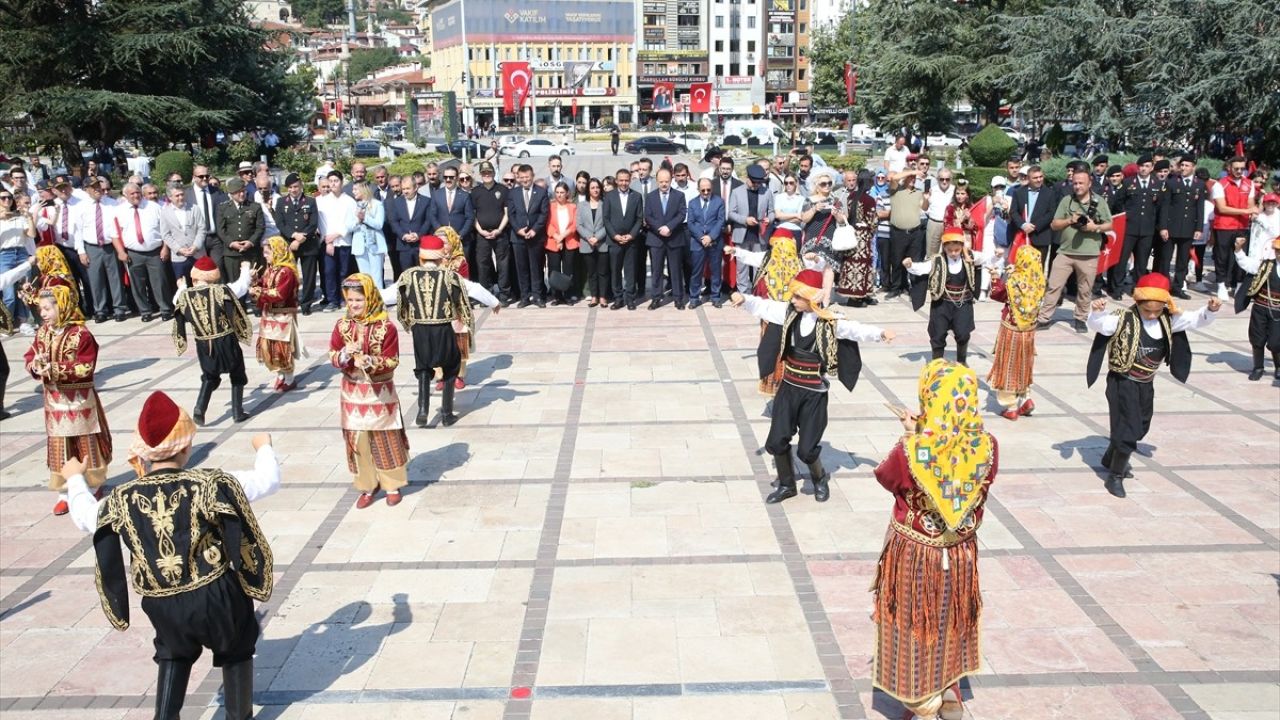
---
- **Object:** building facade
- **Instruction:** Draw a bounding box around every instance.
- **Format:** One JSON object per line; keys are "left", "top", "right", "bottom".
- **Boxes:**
{"left": 706, "top": 0, "right": 766, "bottom": 119}
{"left": 637, "top": 0, "right": 708, "bottom": 125}
{"left": 764, "top": 0, "right": 810, "bottom": 120}
{"left": 426, "top": 0, "right": 639, "bottom": 131}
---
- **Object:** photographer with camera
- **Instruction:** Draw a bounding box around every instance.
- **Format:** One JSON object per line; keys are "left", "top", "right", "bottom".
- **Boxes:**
{"left": 1038, "top": 169, "right": 1113, "bottom": 332}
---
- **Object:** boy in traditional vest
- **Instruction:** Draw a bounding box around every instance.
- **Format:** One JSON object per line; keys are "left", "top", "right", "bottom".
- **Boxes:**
{"left": 1233, "top": 193, "right": 1280, "bottom": 380}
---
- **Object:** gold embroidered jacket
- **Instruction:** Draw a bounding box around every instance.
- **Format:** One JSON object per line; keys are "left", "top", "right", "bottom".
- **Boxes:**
{"left": 395, "top": 266, "right": 472, "bottom": 328}
{"left": 172, "top": 284, "right": 251, "bottom": 356}
{"left": 93, "top": 468, "right": 273, "bottom": 630}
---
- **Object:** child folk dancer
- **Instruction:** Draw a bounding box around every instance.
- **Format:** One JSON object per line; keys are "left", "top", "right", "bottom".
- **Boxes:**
{"left": 988, "top": 245, "right": 1046, "bottom": 420}
{"left": 730, "top": 270, "right": 894, "bottom": 504}
{"left": 24, "top": 283, "right": 111, "bottom": 516}
{"left": 330, "top": 273, "right": 410, "bottom": 509}
{"left": 873, "top": 360, "right": 996, "bottom": 720}
{"left": 250, "top": 236, "right": 302, "bottom": 391}
{"left": 1086, "top": 273, "right": 1220, "bottom": 498}
{"left": 727, "top": 228, "right": 804, "bottom": 396}
{"left": 19, "top": 244, "right": 79, "bottom": 315}
{"left": 61, "top": 391, "right": 279, "bottom": 720}
{"left": 0, "top": 256, "right": 36, "bottom": 419}
{"left": 435, "top": 226, "right": 473, "bottom": 391}
{"left": 1233, "top": 193, "right": 1280, "bottom": 380}
{"left": 173, "top": 256, "right": 254, "bottom": 424}
{"left": 386, "top": 235, "right": 498, "bottom": 428}
{"left": 905, "top": 229, "right": 996, "bottom": 366}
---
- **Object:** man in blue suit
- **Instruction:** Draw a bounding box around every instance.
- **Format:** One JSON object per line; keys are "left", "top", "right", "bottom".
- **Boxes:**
{"left": 643, "top": 167, "right": 688, "bottom": 310}
{"left": 505, "top": 163, "right": 550, "bottom": 307}
{"left": 430, "top": 167, "right": 476, "bottom": 262}
{"left": 685, "top": 178, "right": 727, "bottom": 308}
{"left": 386, "top": 178, "right": 435, "bottom": 274}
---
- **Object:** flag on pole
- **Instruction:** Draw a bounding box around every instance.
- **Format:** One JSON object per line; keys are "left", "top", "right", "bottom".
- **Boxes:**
{"left": 690, "top": 83, "right": 712, "bottom": 113}
{"left": 1096, "top": 211, "right": 1127, "bottom": 276}
{"left": 969, "top": 197, "right": 987, "bottom": 252}
{"left": 502, "top": 62, "right": 532, "bottom": 114}
{"left": 844, "top": 63, "right": 857, "bottom": 106}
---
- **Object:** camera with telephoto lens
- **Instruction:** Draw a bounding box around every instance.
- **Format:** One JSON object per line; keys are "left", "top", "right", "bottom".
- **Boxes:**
{"left": 1071, "top": 199, "right": 1099, "bottom": 229}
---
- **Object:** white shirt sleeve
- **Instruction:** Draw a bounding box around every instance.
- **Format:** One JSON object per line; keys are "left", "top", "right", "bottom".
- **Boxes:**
{"left": 226, "top": 269, "right": 252, "bottom": 299}
{"left": 739, "top": 294, "right": 788, "bottom": 325}
{"left": 380, "top": 285, "right": 398, "bottom": 306}
{"left": 232, "top": 446, "right": 282, "bottom": 502}
{"left": 1170, "top": 305, "right": 1216, "bottom": 333}
{"left": 906, "top": 258, "right": 934, "bottom": 277}
{"left": 1210, "top": 183, "right": 1225, "bottom": 201}
{"left": 0, "top": 257, "right": 33, "bottom": 291}
{"left": 834, "top": 319, "right": 885, "bottom": 343}
{"left": 1235, "top": 248, "right": 1263, "bottom": 275}
{"left": 1087, "top": 310, "right": 1121, "bottom": 336}
{"left": 65, "top": 473, "right": 100, "bottom": 534}
{"left": 464, "top": 279, "right": 499, "bottom": 308}
{"left": 733, "top": 247, "right": 766, "bottom": 268}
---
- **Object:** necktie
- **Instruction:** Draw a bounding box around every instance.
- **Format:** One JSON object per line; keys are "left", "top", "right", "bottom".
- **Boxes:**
{"left": 60, "top": 204, "right": 68, "bottom": 239}
{"left": 722, "top": 181, "right": 729, "bottom": 204}
{"left": 447, "top": 190, "right": 454, "bottom": 210}
{"left": 95, "top": 201, "right": 104, "bottom": 245}
{"left": 134, "top": 207, "right": 144, "bottom": 245}
{"left": 1185, "top": 178, "right": 1191, "bottom": 188}
{"left": 661, "top": 193, "right": 668, "bottom": 213}
{"left": 525, "top": 189, "right": 531, "bottom": 209}
{"left": 204, "top": 188, "right": 214, "bottom": 227}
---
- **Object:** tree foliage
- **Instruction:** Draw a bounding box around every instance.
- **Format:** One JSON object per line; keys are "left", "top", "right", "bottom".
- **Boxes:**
{"left": 967, "top": 124, "right": 1017, "bottom": 166}
{"left": 0, "top": 0, "right": 315, "bottom": 170}
{"left": 347, "top": 47, "right": 402, "bottom": 83}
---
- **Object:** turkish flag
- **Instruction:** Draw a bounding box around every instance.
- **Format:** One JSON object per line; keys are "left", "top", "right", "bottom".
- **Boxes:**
{"left": 844, "top": 63, "right": 857, "bottom": 106}
{"left": 969, "top": 197, "right": 987, "bottom": 252}
{"left": 1008, "top": 229, "right": 1028, "bottom": 260}
{"left": 1096, "top": 211, "right": 1126, "bottom": 276}
{"left": 775, "top": 95, "right": 783, "bottom": 114}
{"left": 690, "top": 83, "right": 712, "bottom": 113}
{"left": 502, "top": 62, "right": 532, "bottom": 114}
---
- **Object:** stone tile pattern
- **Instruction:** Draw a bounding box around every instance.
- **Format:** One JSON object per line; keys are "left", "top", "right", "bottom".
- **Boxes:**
{"left": 1, "top": 284, "right": 1277, "bottom": 720}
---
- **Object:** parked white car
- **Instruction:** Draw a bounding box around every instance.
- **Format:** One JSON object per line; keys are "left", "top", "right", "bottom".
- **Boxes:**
{"left": 502, "top": 138, "right": 575, "bottom": 158}
{"left": 667, "top": 132, "right": 709, "bottom": 154}
{"left": 926, "top": 132, "right": 968, "bottom": 148}
{"left": 1000, "top": 126, "right": 1028, "bottom": 145}
{"left": 496, "top": 134, "right": 525, "bottom": 151}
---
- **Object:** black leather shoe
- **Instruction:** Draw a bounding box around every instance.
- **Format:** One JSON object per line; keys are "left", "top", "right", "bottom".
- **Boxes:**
{"left": 114, "top": 314, "right": 127, "bottom": 322}
{"left": 884, "top": 290, "right": 902, "bottom": 300}
{"left": 416, "top": 377, "right": 430, "bottom": 427}
{"left": 440, "top": 379, "right": 459, "bottom": 427}
{"left": 675, "top": 301, "right": 686, "bottom": 310}
{"left": 230, "top": 385, "right": 250, "bottom": 423}
{"left": 1073, "top": 319, "right": 1087, "bottom": 333}
{"left": 766, "top": 486, "right": 798, "bottom": 504}
{"left": 517, "top": 299, "right": 531, "bottom": 308}
{"left": 688, "top": 300, "right": 700, "bottom": 309}
{"left": 628, "top": 303, "right": 637, "bottom": 311}
{"left": 712, "top": 300, "right": 723, "bottom": 308}
{"left": 648, "top": 299, "right": 660, "bottom": 310}
{"left": 1248, "top": 368, "right": 1265, "bottom": 381}
{"left": 1173, "top": 289, "right": 1191, "bottom": 300}
{"left": 535, "top": 300, "right": 546, "bottom": 308}
{"left": 141, "top": 314, "right": 154, "bottom": 322}
{"left": 806, "top": 459, "right": 830, "bottom": 502}
{"left": 610, "top": 300, "right": 624, "bottom": 310}
{"left": 160, "top": 312, "right": 173, "bottom": 321}
{"left": 301, "top": 305, "right": 312, "bottom": 316}
{"left": 1104, "top": 475, "right": 1127, "bottom": 499}
{"left": 1108, "top": 289, "right": 1123, "bottom": 300}
{"left": 94, "top": 314, "right": 107, "bottom": 323}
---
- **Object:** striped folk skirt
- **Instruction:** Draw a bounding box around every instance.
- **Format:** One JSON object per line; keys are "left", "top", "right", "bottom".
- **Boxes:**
{"left": 987, "top": 321, "right": 1036, "bottom": 395}
{"left": 872, "top": 530, "right": 982, "bottom": 705}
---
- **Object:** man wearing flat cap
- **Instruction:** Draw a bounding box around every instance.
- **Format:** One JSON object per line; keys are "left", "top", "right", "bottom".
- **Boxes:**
{"left": 216, "top": 177, "right": 265, "bottom": 297}
{"left": 1156, "top": 155, "right": 1205, "bottom": 298}
{"left": 727, "top": 163, "right": 776, "bottom": 294}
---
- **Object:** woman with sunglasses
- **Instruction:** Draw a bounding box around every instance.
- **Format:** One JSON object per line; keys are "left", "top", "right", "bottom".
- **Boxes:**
{"left": 798, "top": 170, "right": 847, "bottom": 306}
{"left": 576, "top": 178, "right": 609, "bottom": 307}
{"left": 0, "top": 190, "right": 38, "bottom": 334}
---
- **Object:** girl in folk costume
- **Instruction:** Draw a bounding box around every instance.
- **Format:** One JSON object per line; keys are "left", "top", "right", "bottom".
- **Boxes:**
{"left": 904, "top": 230, "right": 997, "bottom": 366}
{"left": 330, "top": 273, "right": 410, "bottom": 509}
{"left": 872, "top": 360, "right": 996, "bottom": 720}
{"left": 24, "top": 283, "right": 112, "bottom": 516}
{"left": 435, "top": 226, "right": 474, "bottom": 391}
{"left": 832, "top": 169, "right": 879, "bottom": 307}
{"left": 0, "top": 256, "right": 36, "bottom": 419}
{"left": 19, "top": 244, "right": 79, "bottom": 314}
{"left": 1086, "top": 274, "right": 1220, "bottom": 498}
{"left": 250, "top": 236, "right": 302, "bottom": 392}
{"left": 1232, "top": 193, "right": 1280, "bottom": 380}
{"left": 727, "top": 228, "right": 803, "bottom": 395}
{"left": 988, "top": 245, "right": 1046, "bottom": 420}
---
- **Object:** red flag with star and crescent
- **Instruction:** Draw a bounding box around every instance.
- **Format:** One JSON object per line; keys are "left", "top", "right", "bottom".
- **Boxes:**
{"left": 502, "top": 62, "right": 532, "bottom": 114}
{"left": 844, "top": 63, "right": 857, "bottom": 106}
{"left": 690, "top": 83, "right": 712, "bottom": 113}
{"left": 1096, "top": 211, "right": 1127, "bottom": 276}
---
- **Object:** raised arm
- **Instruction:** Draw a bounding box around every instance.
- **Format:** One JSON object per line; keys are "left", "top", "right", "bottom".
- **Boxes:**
{"left": 1170, "top": 303, "right": 1216, "bottom": 333}
{"left": 732, "top": 293, "right": 788, "bottom": 325}
{"left": 835, "top": 318, "right": 891, "bottom": 343}
{"left": 464, "top": 279, "right": 499, "bottom": 308}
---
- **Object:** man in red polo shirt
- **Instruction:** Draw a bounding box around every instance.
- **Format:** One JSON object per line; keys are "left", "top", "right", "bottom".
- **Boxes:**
{"left": 1210, "top": 155, "right": 1260, "bottom": 299}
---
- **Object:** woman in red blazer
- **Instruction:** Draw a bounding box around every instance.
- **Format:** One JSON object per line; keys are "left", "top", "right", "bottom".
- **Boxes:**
{"left": 545, "top": 181, "right": 580, "bottom": 305}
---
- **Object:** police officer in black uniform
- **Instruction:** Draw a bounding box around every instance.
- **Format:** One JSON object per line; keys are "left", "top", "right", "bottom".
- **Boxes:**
{"left": 1155, "top": 155, "right": 1205, "bottom": 299}
{"left": 1110, "top": 154, "right": 1162, "bottom": 298}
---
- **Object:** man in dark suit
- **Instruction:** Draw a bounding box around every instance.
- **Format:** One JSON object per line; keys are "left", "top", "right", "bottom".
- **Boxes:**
{"left": 186, "top": 165, "right": 227, "bottom": 267}
{"left": 274, "top": 173, "right": 321, "bottom": 314}
{"left": 216, "top": 177, "right": 265, "bottom": 296}
{"left": 714, "top": 157, "right": 743, "bottom": 218}
{"left": 1156, "top": 154, "right": 1206, "bottom": 299}
{"left": 370, "top": 165, "right": 402, "bottom": 279}
{"left": 686, "top": 178, "right": 727, "bottom": 308}
{"left": 506, "top": 163, "right": 549, "bottom": 307}
{"left": 1007, "top": 164, "right": 1057, "bottom": 268}
{"left": 643, "top": 168, "right": 688, "bottom": 310}
{"left": 1112, "top": 154, "right": 1162, "bottom": 294}
{"left": 386, "top": 176, "right": 435, "bottom": 275}
{"left": 431, "top": 167, "right": 476, "bottom": 266}
{"left": 602, "top": 168, "right": 643, "bottom": 310}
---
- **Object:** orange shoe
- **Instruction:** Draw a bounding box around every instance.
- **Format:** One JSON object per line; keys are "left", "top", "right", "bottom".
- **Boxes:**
{"left": 1019, "top": 398, "right": 1036, "bottom": 416}
{"left": 355, "top": 492, "right": 377, "bottom": 509}
{"left": 1001, "top": 408, "right": 1020, "bottom": 421}
{"left": 454, "top": 377, "right": 465, "bottom": 390}
{"left": 385, "top": 491, "right": 402, "bottom": 507}
{"left": 52, "top": 499, "right": 69, "bottom": 516}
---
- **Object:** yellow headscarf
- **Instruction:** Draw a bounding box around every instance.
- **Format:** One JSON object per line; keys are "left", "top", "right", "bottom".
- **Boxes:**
{"left": 904, "top": 359, "right": 994, "bottom": 532}
{"left": 759, "top": 232, "right": 803, "bottom": 301}
{"left": 40, "top": 283, "right": 85, "bottom": 326}
{"left": 436, "top": 226, "right": 466, "bottom": 272}
{"left": 341, "top": 273, "right": 387, "bottom": 323}
{"left": 35, "top": 245, "right": 72, "bottom": 277}
{"left": 264, "top": 235, "right": 300, "bottom": 281}
{"left": 1006, "top": 244, "right": 1046, "bottom": 331}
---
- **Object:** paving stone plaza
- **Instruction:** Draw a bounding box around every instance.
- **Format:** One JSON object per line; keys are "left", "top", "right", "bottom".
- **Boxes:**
{"left": 1, "top": 278, "right": 1277, "bottom": 719}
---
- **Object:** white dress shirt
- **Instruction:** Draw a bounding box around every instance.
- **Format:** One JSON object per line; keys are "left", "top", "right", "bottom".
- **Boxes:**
{"left": 113, "top": 199, "right": 164, "bottom": 251}
{"left": 317, "top": 192, "right": 357, "bottom": 247}
{"left": 907, "top": 249, "right": 996, "bottom": 277}
{"left": 1087, "top": 305, "right": 1216, "bottom": 337}
{"left": 72, "top": 196, "right": 120, "bottom": 254}
{"left": 51, "top": 197, "right": 80, "bottom": 248}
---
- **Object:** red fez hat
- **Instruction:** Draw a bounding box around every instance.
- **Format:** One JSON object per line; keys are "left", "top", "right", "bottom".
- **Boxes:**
{"left": 1133, "top": 272, "right": 1179, "bottom": 314}
{"left": 138, "top": 391, "right": 181, "bottom": 447}
{"left": 194, "top": 257, "right": 217, "bottom": 272}
{"left": 793, "top": 269, "right": 823, "bottom": 291}
{"left": 419, "top": 235, "right": 444, "bottom": 251}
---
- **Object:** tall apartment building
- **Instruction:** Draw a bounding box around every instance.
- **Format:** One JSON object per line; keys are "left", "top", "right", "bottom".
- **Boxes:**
{"left": 705, "top": 0, "right": 808, "bottom": 120}
{"left": 426, "top": 0, "right": 638, "bottom": 130}
{"left": 764, "top": 0, "right": 810, "bottom": 119}
{"left": 637, "top": 0, "right": 709, "bottom": 124}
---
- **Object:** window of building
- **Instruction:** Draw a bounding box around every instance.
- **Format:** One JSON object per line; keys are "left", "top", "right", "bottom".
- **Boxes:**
{"left": 746, "top": 64, "right": 755, "bottom": 75}
{"left": 714, "top": 40, "right": 724, "bottom": 51}
{"left": 715, "top": 15, "right": 724, "bottom": 27}
{"left": 678, "top": 15, "right": 698, "bottom": 26}
{"left": 729, "top": 40, "right": 739, "bottom": 51}
{"left": 730, "top": 63, "right": 739, "bottom": 75}
{"left": 797, "top": 68, "right": 805, "bottom": 80}
{"left": 645, "top": 14, "right": 665, "bottom": 26}
{"left": 715, "top": 64, "right": 724, "bottom": 76}
{"left": 747, "top": 40, "right": 755, "bottom": 52}
{"left": 747, "top": 15, "right": 756, "bottom": 28}
{"left": 799, "top": 22, "right": 806, "bottom": 34}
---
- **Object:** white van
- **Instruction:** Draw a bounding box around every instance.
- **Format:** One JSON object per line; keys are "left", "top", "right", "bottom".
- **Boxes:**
{"left": 720, "top": 120, "right": 786, "bottom": 147}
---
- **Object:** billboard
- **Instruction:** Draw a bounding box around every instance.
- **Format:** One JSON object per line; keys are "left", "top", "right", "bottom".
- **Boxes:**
{"left": 432, "top": 0, "right": 635, "bottom": 49}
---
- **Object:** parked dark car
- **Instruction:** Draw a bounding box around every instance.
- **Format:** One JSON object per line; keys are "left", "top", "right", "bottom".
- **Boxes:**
{"left": 434, "top": 139, "right": 485, "bottom": 159}
{"left": 622, "top": 136, "right": 689, "bottom": 155}
{"left": 352, "top": 140, "right": 383, "bottom": 158}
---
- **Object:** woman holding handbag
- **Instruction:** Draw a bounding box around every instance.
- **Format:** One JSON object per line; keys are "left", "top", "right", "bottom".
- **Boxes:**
{"left": 799, "top": 170, "right": 846, "bottom": 306}
{"left": 833, "top": 169, "right": 879, "bottom": 307}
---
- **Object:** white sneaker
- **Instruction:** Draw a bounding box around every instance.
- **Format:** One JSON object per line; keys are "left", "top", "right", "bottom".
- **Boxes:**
{"left": 1216, "top": 283, "right": 1229, "bottom": 301}
{"left": 18, "top": 323, "right": 36, "bottom": 336}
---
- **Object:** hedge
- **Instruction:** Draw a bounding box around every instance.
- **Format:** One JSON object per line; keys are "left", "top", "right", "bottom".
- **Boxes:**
{"left": 386, "top": 153, "right": 451, "bottom": 177}
{"left": 967, "top": 124, "right": 1017, "bottom": 167}
{"left": 956, "top": 167, "right": 1004, "bottom": 199}
{"left": 152, "top": 151, "right": 194, "bottom": 184}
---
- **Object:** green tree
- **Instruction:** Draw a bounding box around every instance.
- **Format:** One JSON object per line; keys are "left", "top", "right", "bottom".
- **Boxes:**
{"left": 347, "top": 47, "right": 402, "bottom": 83}
{"left": 808, "top": 17, "right": 856, "bottom": 112}
{"left": 290, "top": 0, "right": 344, "bottom": 28}
{"left": 0, "top": 0, "right": 314, "bottom": 172}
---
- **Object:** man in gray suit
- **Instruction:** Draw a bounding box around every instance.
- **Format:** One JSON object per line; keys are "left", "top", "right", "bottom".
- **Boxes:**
{"left": 727, "top": 164, "right": 775, "bottom": 293}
